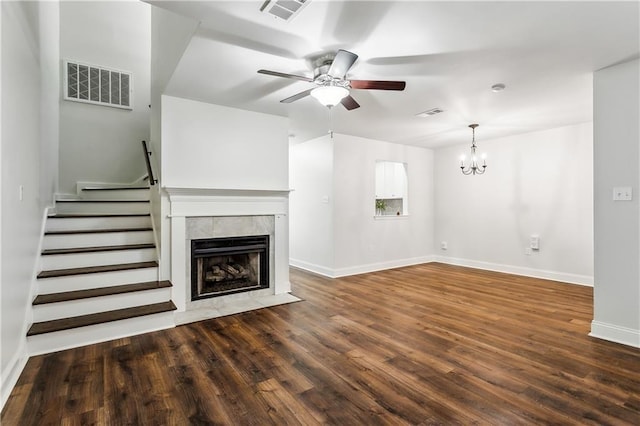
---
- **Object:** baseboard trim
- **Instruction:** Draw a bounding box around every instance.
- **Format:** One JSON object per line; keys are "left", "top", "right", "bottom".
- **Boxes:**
{"left": 432, "top": 256, "right": 593, "bottom": 286}
{"left": 289, "top": 256, "right": 435, "bottom": 279}
{"left": 289, "top": 259, "right": 335, "bottom": 278}
{"left": 76, "top": 179, "right": 149, "bottom": 195}
{"left": 590, "top": 321, "right": 640, "bottom": 348}
{"left": 1, "top": 342, "right": 28, "bottom": 410}
{"left": 333, "top": 256, "right": 435, "bottom": 278}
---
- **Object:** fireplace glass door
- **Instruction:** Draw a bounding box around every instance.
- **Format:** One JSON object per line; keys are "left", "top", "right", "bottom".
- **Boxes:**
{"left": 191, "top": 235, "right": 269, "bottom": 300}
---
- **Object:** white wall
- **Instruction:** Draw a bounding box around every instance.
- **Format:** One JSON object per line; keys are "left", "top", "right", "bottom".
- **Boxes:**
{"left": 289, "top": 136, "right": 334, "bottom": 275}
{"left": 289, "top": 133, "right": 435, "bottom": 276}
{"left": 1, "top": 0, "right": 49, "bottom": 407}
{"left": 39, "top": 1, "right": 59, "bottom": 206}
{"left": 333, "top": 134, "right": 434, "bottom": 275}
{"left": 149, "top": 5, "right": 198, "bottom": 178}
{"left": 592, "top": 59, "right": 640, "bottom": 347}
{"left": 161, "top": 95, "right": 288, "bottom": 190}
{"left": 58, "top": 1, "right": 151, "bottom": 195}
{"left": 434, "top": 123, "right": 594, "bottom": 284}
{"left": 149, "top": 6, "right": 198, "bottom": 278}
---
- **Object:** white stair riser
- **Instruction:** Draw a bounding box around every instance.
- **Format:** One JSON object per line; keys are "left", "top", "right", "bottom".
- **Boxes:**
{"left": 80, "top": 189, "right": 150, "bottom": 201}
{"left": 41, "top": 248, "right": 157, "bottom": 270}
{"left": 38, "top": 267, "right": 158, "bottom": 293}
{"left": 55, "top": 201, "right": 150, "bottom": 215}
{"left": 46, "top": 216, "right": 151, "bottom": 232}
{"left": 27, "top": 311, "right": 175, "bottom": 356}
{"left": 43, "top": 230, "right": 154, "bottom": 250}
{"left": 33, "top": 288, "right": 172, "bottom": 322}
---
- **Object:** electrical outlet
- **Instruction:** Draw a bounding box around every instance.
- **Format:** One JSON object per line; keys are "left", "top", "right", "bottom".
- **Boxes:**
{"left": 613, "top": 186, "right": 632, "bottom": 201}
{"left": 440, "top": 241, "right": 448, "bottom": 250}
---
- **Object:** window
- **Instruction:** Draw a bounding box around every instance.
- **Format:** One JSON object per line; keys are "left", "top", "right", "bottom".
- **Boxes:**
{"left": 375, "top": 161, "right": 408, "bottom": 216}
{"left": 64, "top": 60, "right": 132, "bottom": 110}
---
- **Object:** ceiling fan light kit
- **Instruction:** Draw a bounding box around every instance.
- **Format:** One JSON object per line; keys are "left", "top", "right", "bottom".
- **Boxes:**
{"left": 460, "top": 124, "right": 487, "bottom": 176}
{"left": 310, "top": 86, "right": 349, "bottom": 107}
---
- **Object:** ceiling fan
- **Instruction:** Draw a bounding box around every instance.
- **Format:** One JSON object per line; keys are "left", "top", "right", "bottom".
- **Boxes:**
{"left": 257, "top": 49, "right": 406, "bottom": 110}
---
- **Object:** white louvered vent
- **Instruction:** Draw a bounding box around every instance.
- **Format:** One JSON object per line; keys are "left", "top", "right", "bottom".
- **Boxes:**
{"left": 64, "top": 60, "right": 133, "bottom": 110}
{"left": 260, "top": 0, "right": 310, "bottom": 21}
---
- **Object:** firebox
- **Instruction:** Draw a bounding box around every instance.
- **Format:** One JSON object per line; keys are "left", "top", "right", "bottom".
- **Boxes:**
{"left": 191, "top": 235, "right": 269, "bottom": 300}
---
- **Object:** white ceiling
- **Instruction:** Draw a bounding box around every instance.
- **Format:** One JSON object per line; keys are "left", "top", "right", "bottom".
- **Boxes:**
{"left": 150, "top": 1, "right": 639, "bottom": 148}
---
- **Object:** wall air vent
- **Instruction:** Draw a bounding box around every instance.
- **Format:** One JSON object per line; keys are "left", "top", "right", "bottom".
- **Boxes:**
{"left": 64, "top": 60, "right": 133, "bottom": 110}
{"left": 260, "top": 0, "right": 310, "bottom": 21}
{"left": 416, "top": 108, "right": 444, "bottom": 118}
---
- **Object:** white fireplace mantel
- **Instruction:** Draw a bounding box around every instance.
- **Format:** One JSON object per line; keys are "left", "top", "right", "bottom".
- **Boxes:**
{"left": 164, "top": 186, "right": 293, "bottom": 315}
{"left": 164, "top": 187, "right": 293, "bottom": 217}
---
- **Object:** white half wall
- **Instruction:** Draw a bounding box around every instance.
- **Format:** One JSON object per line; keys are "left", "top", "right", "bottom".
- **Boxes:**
{"left": 159, "top": 95, "right": 288, "bottom": 282}
{"left": 592, "top": 58, "right": 640, "bottom": 347}
{"left": 1, "top": 1, "right": 48, "bottom": 408}
{"left": 161, "top": 95, "right": 289, "bottom": 190}
{"left": 289, "top": 133, "right": 435, "bottom": 277}
{"left": 58, "top": 1, "right": 151, "bottom": 195}
{"left": 434, "top": 123, "right": 594, "bottom": 285}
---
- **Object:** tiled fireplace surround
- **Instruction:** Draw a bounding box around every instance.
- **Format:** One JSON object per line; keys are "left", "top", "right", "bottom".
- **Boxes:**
{"left": 165, "top": 188, "right": 298, "bottom": 325}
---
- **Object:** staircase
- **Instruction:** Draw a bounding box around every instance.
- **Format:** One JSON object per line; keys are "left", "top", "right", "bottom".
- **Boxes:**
{"left": 27, "top": 186, "right": 176, "bottom": 355}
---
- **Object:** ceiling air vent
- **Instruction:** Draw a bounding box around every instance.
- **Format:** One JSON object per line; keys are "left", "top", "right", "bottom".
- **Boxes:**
{"left": 260, "top": 0, "right": 310, "bottom": 21}
{"left": 64, "top": 60, "right": 133, "bottom": 110}
{"left": 416, "top": 108, "right": 444, "bottom": 118}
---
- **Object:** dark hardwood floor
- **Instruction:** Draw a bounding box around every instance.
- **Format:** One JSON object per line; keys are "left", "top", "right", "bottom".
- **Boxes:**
{"left": 3, "top": 263, "right": 639, "bottom": 425}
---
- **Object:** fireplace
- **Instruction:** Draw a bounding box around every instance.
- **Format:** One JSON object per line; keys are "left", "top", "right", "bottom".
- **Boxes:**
{"left": 191, "top": 235, "right": 269, "bottom": 300}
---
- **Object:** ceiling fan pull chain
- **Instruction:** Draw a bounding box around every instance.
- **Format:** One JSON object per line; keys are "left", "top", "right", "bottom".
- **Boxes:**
{"left": 329, "top": 106, "right": 334, "bottom": 139}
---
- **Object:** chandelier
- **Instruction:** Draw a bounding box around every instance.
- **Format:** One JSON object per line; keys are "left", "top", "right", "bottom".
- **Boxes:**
{"left": 460, "top": 124, "right": 487, "bottom": 175}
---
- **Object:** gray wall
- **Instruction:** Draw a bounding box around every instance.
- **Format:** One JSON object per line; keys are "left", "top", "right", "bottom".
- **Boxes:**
{"left": 592, "top": 58, "right": 640, "bottom": 347}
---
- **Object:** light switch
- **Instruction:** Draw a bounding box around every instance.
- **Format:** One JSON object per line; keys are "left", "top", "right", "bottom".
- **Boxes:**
{"left": 530, "top": 235, "right": 540, "bottom": 250}
{"left": 613, "top": 187, "right": 632, "bottom": 201}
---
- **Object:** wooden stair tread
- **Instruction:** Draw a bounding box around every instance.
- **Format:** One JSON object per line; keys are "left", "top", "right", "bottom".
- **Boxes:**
{"left": 82, "top": 186, "right": 149, "bottom": 191}
{"left": 56, "top": 199, "right": 150, "bottom": 203}
{"left": 33, "top": 280, "right": 172, "bottom": 305}
{"left": 27, "top": 301, "right": 176, "bottom": 336}
{"left": 48, "top": 213, "right": 150, "bottom": 218}
{"left": 38, "top": 261, "right": 158, "bottom": 279}
{"left": 42, "top": 243, "right": 155, "bottom": 256}
{"left": 45, "top": 227, "right": 152, "bottom": 235}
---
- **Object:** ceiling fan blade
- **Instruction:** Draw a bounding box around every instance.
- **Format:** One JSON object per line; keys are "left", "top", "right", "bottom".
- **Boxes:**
{"left": 340, "top": 95, "right": 360, "bottom": 111}
{"left": 349, "top": 80, "right": 406, "bottom": 90}
{"left": 258, "top": 69, "right": 313, "bottom": 83}
{"left": 280, "top": 88, "right": 314, "bottom": 103}
{"left": 328, "top": 49, "right": 358, "bottom": 78}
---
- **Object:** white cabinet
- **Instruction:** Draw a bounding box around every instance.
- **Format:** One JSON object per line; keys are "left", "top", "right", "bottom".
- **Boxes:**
{"left": 375, "top": 161, "right": 406, "bottom": 199}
